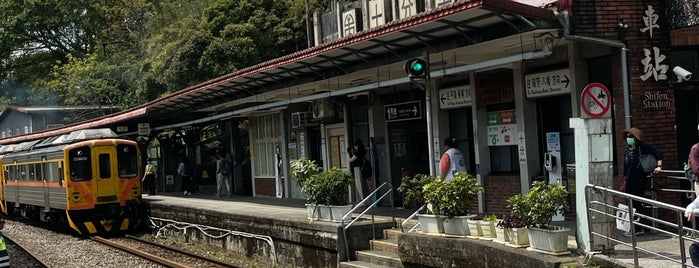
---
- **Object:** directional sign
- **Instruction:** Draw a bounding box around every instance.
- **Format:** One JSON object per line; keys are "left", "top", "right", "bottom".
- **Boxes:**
{"left": 385, "top": 101, "right": 421, "bottom": 122}
{"left": 439, "top": 86, "right": 472, "bottom": 109}
{"left": 525, "top": 69, "right": 571, "bottom": 98}
{"left": 581, "top": 82, "right": 612, "bottom": 118}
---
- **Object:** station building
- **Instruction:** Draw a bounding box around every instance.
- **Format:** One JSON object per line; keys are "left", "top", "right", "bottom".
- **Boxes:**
{"left": 1, "top": 0, "right": 698, "bottom": 220}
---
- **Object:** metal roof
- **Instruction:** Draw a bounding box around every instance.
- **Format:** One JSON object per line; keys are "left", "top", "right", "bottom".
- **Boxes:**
{"left": 0, "top": 0, "right": 559, "bottom": 145}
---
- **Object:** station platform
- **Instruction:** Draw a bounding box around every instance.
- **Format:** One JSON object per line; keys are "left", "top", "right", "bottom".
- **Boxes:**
{"left": 142, "top": 193, "right": 683, "bottom": 267}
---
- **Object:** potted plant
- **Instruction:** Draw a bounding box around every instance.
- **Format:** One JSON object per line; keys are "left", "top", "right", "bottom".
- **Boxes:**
{"left": 480, "top": 213, "right": 498, "bottom": 239}
{"left": 302, "top": 167, "right": 353, "bottom": 221}
{"left": 290, "top": 158, "right": 324, "bottom": 219}
{"left": 466, "top": 214, "right": 483, "bottom": 237}
{"left": 502, "top": 194, "right": 531, "bottom": 247}
{"left": 519, "top": 180, "right": 570, "bottom": 253}
{"left": 398, "top": 174, "right": 443, "bottom": 233}
{"left": 424, "top": 172, "right": 483, "bottom": 236}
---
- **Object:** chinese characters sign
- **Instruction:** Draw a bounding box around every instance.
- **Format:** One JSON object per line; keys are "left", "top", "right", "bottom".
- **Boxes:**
{"left": 525, "top": 69, "right": 571, "bottom": 98}
{"left": 639, "top": 5, "right": 668, "bottom": 82}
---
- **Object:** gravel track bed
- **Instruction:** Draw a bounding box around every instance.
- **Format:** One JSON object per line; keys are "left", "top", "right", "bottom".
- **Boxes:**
{"left": 3, "top": 221, "right": 162, "bottom": 268}
{"left": 112, "top": 237, "right": 229, "bottom": 267}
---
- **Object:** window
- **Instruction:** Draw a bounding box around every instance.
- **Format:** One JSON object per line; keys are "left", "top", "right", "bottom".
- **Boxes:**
{"left": 98, "top": 154, "right": 111, "bottom": 179}
{"left": 251, "top": 114, "right": 281, "bottom": 177}
{"left": 117, "top": 144, "right": 138, "bottom": 178}
{"left": 23, "top": 126, "right": 29, "bottom": 134}
{"left": 69, "top": 146, "right": 92, "bottom": 182}
{"left": 45, "top": 162, "right": 59, "bottom": 182}
{"left": 487, "top": 103, "right": 519, "bottom": 173}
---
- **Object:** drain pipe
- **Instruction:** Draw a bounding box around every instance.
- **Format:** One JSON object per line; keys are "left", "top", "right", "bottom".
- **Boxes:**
{"left": 555, "top": 11, "right": 631, "bottom": 129}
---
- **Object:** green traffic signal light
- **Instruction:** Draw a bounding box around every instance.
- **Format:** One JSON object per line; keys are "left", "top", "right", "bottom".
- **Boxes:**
{"left": 405, "top": 58, "right": 427, "bottom": 78}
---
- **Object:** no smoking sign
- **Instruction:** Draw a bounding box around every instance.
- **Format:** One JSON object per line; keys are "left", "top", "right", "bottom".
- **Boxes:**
{"left": 581, "top": 83, "right": 611, "bottom": 118}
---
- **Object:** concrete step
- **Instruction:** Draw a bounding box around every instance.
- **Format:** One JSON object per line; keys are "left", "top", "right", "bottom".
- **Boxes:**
{"left": 371, "top": 239, "right": 399, "bottom": 254}
{"left": 383, "top": 229, "right": 404, "bottom": 242}
{"left": 340, "top": 260, "right": 391, "bottom": 268}
{"left": 356, "top": 249, "right": 403, "bottom": 267}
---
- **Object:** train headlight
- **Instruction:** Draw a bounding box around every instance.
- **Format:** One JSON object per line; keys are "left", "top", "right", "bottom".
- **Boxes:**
{"left": 71, "top": 192, "right": 81, "bottom": 202}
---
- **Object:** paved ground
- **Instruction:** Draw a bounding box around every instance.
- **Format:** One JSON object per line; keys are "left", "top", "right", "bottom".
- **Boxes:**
{"left": 143, "top": 192, "right": 692, "bottom": 267}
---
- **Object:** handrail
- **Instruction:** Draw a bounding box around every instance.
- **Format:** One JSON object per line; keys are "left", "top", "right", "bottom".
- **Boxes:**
{"left": 340, "top": 182, "right": 394, "bottom": 262}
{"left": 400, "top": 204, "right": 426, "bottom": 233}
{"left": 584, "top": 184, "right": 698, "bottom": 268}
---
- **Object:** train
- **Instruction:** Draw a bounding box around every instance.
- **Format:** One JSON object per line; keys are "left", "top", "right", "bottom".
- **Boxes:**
{"left": 0, "top": 128, "right": 145, "bottom": 234}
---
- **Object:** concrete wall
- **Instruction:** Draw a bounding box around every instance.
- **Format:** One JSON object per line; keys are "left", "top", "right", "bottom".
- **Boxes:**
{"left": 148, "top": 202, "right": 393, "bottom": 267}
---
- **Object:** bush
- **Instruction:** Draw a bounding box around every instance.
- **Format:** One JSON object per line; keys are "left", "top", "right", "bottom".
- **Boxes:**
{"left": 301, "top": 167, "right": 352, "bottom": 205}
{"left": 290, "top": 158, "right": 321, "bottom": 187}
{"left": 423, "top": 172, "right": 483, "bottom": 217}
{"left": 397, "top": 173, "right": 435, "bottom": 209}
{"left": 507, "top": 180, "right": 568, "bottom": 229}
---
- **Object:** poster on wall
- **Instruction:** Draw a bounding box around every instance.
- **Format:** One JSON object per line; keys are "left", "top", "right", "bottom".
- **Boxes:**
{"left": 486, "top": 110, "right": 517, "bottom": 146}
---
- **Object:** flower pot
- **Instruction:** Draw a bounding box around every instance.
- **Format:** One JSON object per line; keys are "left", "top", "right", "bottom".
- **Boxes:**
{"left": 329, "top": 204, "right": 353, "bottom": 222}
{"left": 494, "top": 226, "right": 509, "bottom": 243}
{"left": 417, "top": 214, "right": 445, "bottom": 233}
{"left": 479, "top": 220, "right": 496, "bottom": 238}
{"left": 466, "top": 219, "right": 482, "bottom": 236}
{"left": 528, "top": 225, "right": 570, "bottom": 253}
{"left": 507, "top": 227, "right": 529, "bottom": 246}
{"left": 306, "top": 204, "right": 322, "bottom": 219}
{"left": 443, "top": 215, "right": 475, "bottom": 236}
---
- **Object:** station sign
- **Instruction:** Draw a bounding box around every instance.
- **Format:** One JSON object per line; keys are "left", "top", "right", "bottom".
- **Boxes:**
{"left": 138, "top": 123, "right": 151, "bottom": 136}
{"left": 385, "top": 101, "right": 421, "bottom": 122}
{"left": 525, "top": 69, "right": 571, "bottom": 98}
{"left": 439, "top": 86, "right": 472, "bottom": 109}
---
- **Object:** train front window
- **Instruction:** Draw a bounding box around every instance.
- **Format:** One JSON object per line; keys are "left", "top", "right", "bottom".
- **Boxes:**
{"left": 117, "top": 144, "right": 138, "bottom": 178}
{"left": 69, "top": 146, "right": 92, "bottom": 182}
{"left": 98, "top": 154, "right": 111, "bottom": 179}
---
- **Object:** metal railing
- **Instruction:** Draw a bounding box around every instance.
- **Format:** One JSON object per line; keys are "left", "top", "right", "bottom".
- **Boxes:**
{"left": 340, "top": 182, "right": 394, "bottom": 261}
{"left": 400, "top": 204, "right": 426, "bottom": 233}
{"left": 585, "top": 184, "right": 699, "bottom": 268}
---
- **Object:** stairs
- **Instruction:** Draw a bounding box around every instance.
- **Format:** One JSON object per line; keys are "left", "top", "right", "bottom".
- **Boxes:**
{"left": 340, "top": 228, "right": 405, "bottom": 268}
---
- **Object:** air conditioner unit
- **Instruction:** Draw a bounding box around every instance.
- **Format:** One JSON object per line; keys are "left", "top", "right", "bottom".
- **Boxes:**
{"left": 291, "top": 112, "right": 312, "bottom": 128}
{"left": 312, "top": 99, "right": 334, "bottom": 119}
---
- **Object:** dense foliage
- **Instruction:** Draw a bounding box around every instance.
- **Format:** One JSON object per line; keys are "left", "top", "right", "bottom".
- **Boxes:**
{"left": 423, "top": 172, "right": 483, "bottom": 217}
{"left": 507, "top": 180, "right": 569, "bottom": 229}
{"left": 397, "top": 173, "right": 435, "bottom": 209}
{"left": 0, "top": 0, "right": 329, "bottom": 111}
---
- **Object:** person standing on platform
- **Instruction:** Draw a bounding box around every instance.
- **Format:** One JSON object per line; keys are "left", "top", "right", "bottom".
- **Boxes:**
{"left": 689, "top": 124, "right": 699, "bottom": 198}
{"left": 622, "top": 127, "right": 662, "bottom": 237}
{"left": 685, "top": 196, "right": 699, "bottom": 266}
{"left": 439, "top": 137, "right": 466, "bottom": 182}
{"left": 143, "top": 159, "right": 157, "bottom": 195}
{"left": 178, "top": 157, "right": 192, "bottom": 196}
{"left": 216, "top": 154, "right": 232, "bottom": 198}
{"left": 349, "top": 139, "right": 370, "bottom": 198}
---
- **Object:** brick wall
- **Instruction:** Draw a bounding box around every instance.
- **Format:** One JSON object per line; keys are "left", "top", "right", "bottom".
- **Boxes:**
{"left": 571, "top": 0, "right": 681, "bottom": 211}
{"left": 483, "top": 175, "right": 521, "bottom": 216}
{"left": 671, "top": 25, "right": 699, "bottom": 46}
{"left": 255, "top": 177, "right": 277, "bottom": 197}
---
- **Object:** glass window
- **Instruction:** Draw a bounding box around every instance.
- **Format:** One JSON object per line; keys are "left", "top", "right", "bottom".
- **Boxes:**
{"left": 98, "top": 154, "right": 111, "bottom": 179}
{"left": 45, "top": 162, "right": 59, "bottom": 182}
{"left": 69, "top": 146, "right": 92, "bottom": 182}
{"left": 251, "top": 114, "right": 281, "bottom": 177}
{"left": 117, "top": 144, "right": 138, "bottom": 178}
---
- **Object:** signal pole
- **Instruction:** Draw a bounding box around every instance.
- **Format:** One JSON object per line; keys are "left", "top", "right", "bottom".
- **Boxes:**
{"left": 404, "top": 52, "right": 436, "bottom": 176}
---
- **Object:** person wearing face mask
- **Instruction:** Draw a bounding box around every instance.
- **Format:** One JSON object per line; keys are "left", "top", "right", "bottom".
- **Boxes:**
{"left": 621, "top": 127, "right": 663, "bottom": 237}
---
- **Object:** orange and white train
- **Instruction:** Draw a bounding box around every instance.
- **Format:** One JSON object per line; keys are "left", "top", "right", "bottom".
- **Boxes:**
{"left": 0, "top": 129, "right": 144, "bottom": 234}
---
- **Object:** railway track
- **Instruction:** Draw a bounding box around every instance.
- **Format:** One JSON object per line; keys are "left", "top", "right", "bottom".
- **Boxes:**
{"left": 2, "top": 232, "right": 50, "bottom": 267}
{"left": 92, "top": 235, "right": 239, "bottom": 268}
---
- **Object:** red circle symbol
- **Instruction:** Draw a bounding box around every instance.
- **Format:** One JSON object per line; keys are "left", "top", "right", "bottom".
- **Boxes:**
{"left": 580, "top": 83, "right": 611, "bottom": 118}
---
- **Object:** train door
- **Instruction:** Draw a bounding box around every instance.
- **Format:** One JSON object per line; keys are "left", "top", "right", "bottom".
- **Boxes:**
{"left": 93, "top": 146, "right": 117, "bottom": 197}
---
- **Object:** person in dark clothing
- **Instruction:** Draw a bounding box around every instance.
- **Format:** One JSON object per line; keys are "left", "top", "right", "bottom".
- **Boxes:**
{"left": 143, "top": 159, "right": 156, "bottom": 195}
{"left": 622, "top": 127, "right": 663, "bottom": 237}
{"left": 348, "top": 139, "right": 370, "bottom": 198}
{"left": 178, "top": 157, "right": 192, "bottom": 196}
